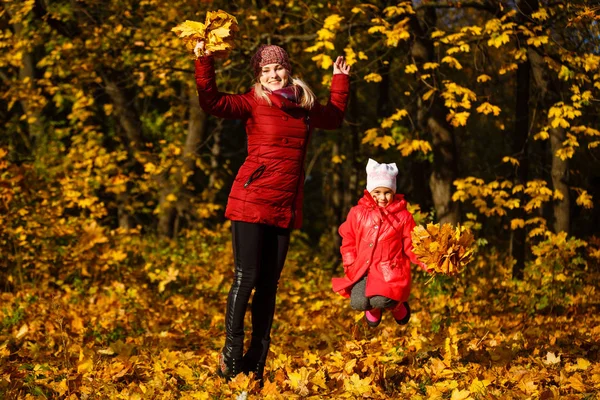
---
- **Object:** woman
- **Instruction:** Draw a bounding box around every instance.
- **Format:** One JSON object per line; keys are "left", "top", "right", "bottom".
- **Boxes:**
{"left": 194, "top": 41, "right": 350, "bottom": 382}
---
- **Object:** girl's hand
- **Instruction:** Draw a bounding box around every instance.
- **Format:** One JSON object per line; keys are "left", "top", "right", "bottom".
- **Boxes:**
{"left": 333, "top": 56, "right": 351, "bottom": 75}
{"left": 194, "top": 41, "right": 212, "bottom": 58}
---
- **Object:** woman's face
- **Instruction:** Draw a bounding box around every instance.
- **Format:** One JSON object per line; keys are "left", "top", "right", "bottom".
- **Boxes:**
{"left": 259, "top": 63, "right": 289, "bottom": 91}
{"left": 370, "top": 187, "right": 395, "bottom": 208}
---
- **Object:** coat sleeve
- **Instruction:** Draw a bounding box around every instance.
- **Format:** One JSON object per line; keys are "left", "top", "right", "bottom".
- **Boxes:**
{"left": 309, "top": 74, "right": 350, "bottom": 130}
{"left": 339, "top": 206, "right": 359, "bottom": 267}
{"left": 195, "top": 56, "right": 253, "bottom": 120}
{"left": 402, "top": 213, "right": 429, "bottom": 271}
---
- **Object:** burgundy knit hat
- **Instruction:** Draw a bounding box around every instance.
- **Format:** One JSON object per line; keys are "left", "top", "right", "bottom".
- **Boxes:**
{"left": 251, "top": 45, "right": 292, "bottom": 77}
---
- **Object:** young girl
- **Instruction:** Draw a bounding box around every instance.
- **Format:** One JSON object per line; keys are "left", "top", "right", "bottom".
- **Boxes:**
{"left": 194, "top": 41, "right": 350, "bottom": 381}
{"left": 332, "top": 159, "right": 427, "bottom": 327}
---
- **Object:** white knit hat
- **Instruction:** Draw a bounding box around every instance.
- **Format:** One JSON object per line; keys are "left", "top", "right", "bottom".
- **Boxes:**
{"left": 366, "top": 158, "right": 398, "bottom": 193}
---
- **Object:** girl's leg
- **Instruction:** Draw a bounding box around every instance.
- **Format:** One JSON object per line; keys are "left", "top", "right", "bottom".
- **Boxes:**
{"left": 244, "top": 224, "right": 290, "bottom": 380}
{"left": 350, "top": 275, "right": 370, "bottom": 311}
{"left": 222, "top": 221, "right": 264, "bottom": 377}
{"left": 369, "top": 296, "right": 397, "bottom": 309}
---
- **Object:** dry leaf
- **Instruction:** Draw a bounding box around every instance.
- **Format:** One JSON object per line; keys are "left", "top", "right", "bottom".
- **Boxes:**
{"left": 411, "top": 223, "right": 475, "bottom": 276}
{"left": 172, "top": 10, "right": 239, "bottom": 59}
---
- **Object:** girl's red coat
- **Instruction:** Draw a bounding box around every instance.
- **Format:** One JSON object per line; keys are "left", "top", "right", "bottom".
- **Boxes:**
{"left": 332, "top": 191, "right": 422, "bottom": 301}
{"left": 195, "top": 56, "right": 350, "bottom": 229}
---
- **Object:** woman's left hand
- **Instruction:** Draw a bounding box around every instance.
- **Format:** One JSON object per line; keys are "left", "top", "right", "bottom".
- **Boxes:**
{"left": 333, "top": 56, "right": 351, "bottom": 75}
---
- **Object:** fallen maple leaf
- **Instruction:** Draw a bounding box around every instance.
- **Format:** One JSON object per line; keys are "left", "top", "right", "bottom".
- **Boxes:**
{"left": 544, "top": 351, "right": 561, "bottom": 365}
{"left": 172, "top": 10, "right": 238, "bottom": 59}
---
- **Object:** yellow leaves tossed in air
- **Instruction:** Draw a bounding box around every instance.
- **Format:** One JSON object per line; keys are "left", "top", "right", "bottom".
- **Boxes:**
{"left": 411, "top": 223, "right": 475, "bottom": 276}
{"left": 172, "top": 10, "right": 238, "bottom": 58}
{"left": 364, "top": 73, "right": 383, "bottom": 83}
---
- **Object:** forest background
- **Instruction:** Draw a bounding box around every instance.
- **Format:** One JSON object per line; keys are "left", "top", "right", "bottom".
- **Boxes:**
{"left": 1, "top": 0, "right": 599, "bottom": 398}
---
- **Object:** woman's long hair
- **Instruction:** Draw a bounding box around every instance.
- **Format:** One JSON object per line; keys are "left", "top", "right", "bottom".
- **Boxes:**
{"left": 253, "top": 76, "right": 316, "bottom": 109}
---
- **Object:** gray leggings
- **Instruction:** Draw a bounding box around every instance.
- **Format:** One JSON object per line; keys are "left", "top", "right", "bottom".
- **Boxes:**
{"left": 350, "top": 275, "right": 398, "bottom": 311}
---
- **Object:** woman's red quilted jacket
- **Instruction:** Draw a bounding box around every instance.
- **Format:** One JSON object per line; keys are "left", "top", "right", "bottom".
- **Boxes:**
{"left": 195, "top": 56, "right": 350, "bottom": 229}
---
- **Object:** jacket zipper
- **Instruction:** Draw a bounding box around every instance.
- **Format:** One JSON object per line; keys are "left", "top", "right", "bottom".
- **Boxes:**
{"left": 244, "top": 165, "right": 266, "bottom": 188}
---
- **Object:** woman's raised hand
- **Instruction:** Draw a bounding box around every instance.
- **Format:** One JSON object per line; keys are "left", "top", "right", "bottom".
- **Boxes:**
{"left": 333, "top": 56, "right": 351, "bottom": 75}
{"left": 194, "top": 41, "right": 212, "bottom": 58}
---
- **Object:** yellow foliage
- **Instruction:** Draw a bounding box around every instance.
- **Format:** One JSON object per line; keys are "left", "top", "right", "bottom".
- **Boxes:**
{"left": 502, "top": 156, "right": 520, "bottom": 166}
{"left": 405, "top": 64, "right": 418, "bottom": 74}
{"left": 397, "top": 139, "right": 432, "bottom": 156}
{"left": 411, "top": 223, "right": 475, "bottom": 276}
{"left": 476, "top": 102, "right": 502, "bottom": 116}
{"left": 488, "top": 32, "right": 511, "bottom": 48}
{"left": 364, "top": 73, "right": 383, "bottom": 83}
{"left": 172, "top": 10, "right": 238, "bottom": 58}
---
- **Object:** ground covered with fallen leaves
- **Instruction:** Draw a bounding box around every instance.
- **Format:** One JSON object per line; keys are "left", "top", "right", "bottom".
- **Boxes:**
{"left": 1, "top": 225, "right": 599, "bottom": 399}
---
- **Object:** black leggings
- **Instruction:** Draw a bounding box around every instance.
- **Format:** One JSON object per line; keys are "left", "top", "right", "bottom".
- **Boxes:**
{"left": 223, "top": 220, "right": 290, "bottom": 360}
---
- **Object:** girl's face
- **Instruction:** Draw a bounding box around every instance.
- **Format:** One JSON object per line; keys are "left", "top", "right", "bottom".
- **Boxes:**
{"left": 370, "top": 187, "right": 395, "bottom": 208}
{"left": 259, "top": 63, "right": 289, "bottom": 91}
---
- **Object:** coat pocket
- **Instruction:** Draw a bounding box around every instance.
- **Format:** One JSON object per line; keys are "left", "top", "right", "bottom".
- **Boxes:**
{"left": 244, "top": 165, "right": 266, "bottom": 188}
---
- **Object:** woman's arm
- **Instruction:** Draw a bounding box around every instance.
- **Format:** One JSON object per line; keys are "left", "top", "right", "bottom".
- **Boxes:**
{"left": 309, "top": 56, "right": 350, "bottom": 130}
{"left": 195, "top": 54, "right": 253, "bottom": 120}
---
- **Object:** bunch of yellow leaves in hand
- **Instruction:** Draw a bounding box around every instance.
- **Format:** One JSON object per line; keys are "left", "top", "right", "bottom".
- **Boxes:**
{"left": 411, "top": 223, "right": 475, "bottom": 276}
{"left": 172, "top": 10, "right": 238, "bottom": 59}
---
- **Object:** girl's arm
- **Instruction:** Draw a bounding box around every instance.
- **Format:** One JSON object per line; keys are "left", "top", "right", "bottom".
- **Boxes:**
{"left": 195, "top": 55, "right": 253, "bottom": 120}
{"left": 309, "top": 56, "right": 350, "bottom": 130}
{"left": 339, "top": 207, "right": 358, "bottom": 267}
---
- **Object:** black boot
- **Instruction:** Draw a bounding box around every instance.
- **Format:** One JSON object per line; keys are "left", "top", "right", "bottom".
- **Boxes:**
{"left": 241, "top": 338, "right": 270, "bottom": 384}
{"left": 217, "top": 337, "right": 244, "bottom": 380}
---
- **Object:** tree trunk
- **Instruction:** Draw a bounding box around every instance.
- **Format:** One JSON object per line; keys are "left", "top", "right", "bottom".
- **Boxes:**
{"left": 528, "top": 45, "right": 570, "bottom": 235}
{"left": 158, "top": 85, "right": 207, "bottom": 237}
{"left": 511, "top": 52, "right": 531, "bottom": 280}
{"left": 6, "top": 8, "right": 44, "bottom": 149}
{"left": 410, "top": 5, "right": 460, "bottom": 225}
{"left": 101, "top": 71, "right": 144, "bottom": 229}
{"left": 549, "top": 126, "right": 569, "bottom": 233}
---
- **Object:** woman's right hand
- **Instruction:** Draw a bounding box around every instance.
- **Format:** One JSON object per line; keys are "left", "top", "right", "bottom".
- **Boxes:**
{"left": 194, "top": 41, "right": 212, "bottom": 58}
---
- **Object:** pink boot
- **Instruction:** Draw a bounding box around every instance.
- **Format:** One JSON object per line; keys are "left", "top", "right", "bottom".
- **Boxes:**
{"left": 390, "top": 302, "right": 410, "bottom": 325}
{"left": 364, "top": 308, "right": 382, "bottom": 328}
